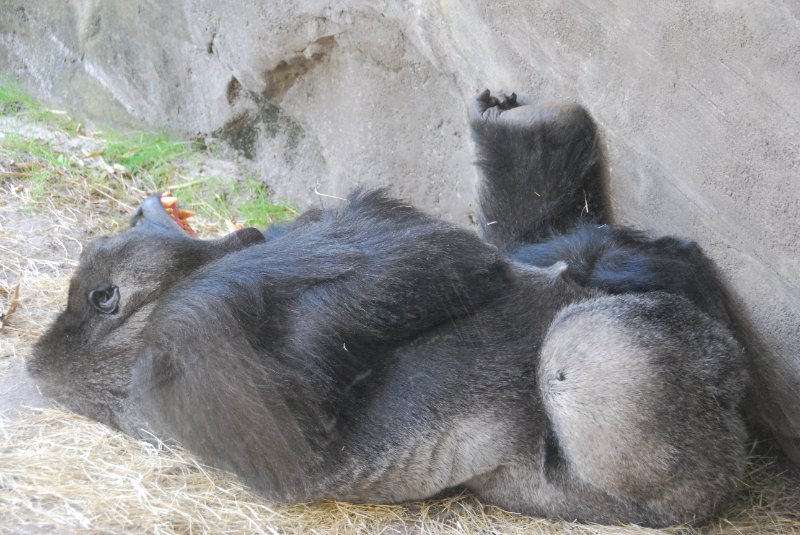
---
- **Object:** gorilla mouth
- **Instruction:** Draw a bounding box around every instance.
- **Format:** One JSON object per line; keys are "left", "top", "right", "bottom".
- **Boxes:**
{"left": 159, "top": 192, "right": 197, "bottom": 237}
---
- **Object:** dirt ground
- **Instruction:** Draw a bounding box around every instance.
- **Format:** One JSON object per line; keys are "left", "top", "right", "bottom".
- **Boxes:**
{"left": 1, "top": 115, "right": 799, "bottom": 534}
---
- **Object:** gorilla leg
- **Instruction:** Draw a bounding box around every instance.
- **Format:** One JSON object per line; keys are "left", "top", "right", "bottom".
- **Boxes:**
{"left": 509, "top": 223, "right": 740, "bottom": 328}
{"left": 471, "top": 293, "right": 748, "bottom": 527}
{"left": 472, "top": 89, "right": 733, "bottom": 326}
{"left": 539, "top": 293, "right": 746, "bottom": 524}
{"left": 470, "top": 89, "right": 733, "bottom": 326}
{"left": 470, "top": 90, "right": 609, "bottom": 250}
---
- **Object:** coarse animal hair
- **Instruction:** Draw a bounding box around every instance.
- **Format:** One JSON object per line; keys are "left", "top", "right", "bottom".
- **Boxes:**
{"left": 29, "top": 89, "right": 750, "bottom": 527}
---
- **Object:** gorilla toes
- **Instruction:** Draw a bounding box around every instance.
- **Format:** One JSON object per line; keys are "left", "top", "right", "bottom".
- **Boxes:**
{"left": 470, "top": 89, "right": 521, "bottom": 122}
{"left": 487, "top": 89, "right": 520, "bottom": 111}
{"left": 493, "top": 91, "right": 519, "bottom": 110}
{"left": 470, "top": 89, "right": 593, "bottom": 139}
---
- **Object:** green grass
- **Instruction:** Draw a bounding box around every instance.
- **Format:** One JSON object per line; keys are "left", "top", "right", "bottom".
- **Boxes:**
{"left": 238, "top": 182, "right": 297, "bottom": 226}
{"left": 0, "top": 81, "right": 79, "bottom": 132}
{"left": 0, "top": 83, "right": 35, "bottom": 115}
{"left": 101, "top": 132, "right": 195, "bottom": 183}
{"left": 165, "top": 175, "right": 297, "bottom": 227}
{"left": 0, "top": 133, "right": 73, "bottom": 204}
{"left": 0, "top": 82, "right": 296, "bottom": 228}
{"left": 1, "top": 133, "right": 61, "bottom": 162}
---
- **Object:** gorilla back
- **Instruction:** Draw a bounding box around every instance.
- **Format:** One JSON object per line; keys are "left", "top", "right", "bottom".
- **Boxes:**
{"left": 29, "top": 91, "right": 748, "bottom": 527}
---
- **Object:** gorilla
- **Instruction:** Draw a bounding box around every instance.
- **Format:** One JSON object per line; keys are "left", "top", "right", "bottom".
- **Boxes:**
{"left": 28, "top": 90, "right": 749, "bottom": 527}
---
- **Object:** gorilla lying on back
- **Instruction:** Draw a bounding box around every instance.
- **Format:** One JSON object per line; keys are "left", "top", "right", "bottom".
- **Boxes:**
{"left": 29, "top": 90, "right": 748, "bottom": 527}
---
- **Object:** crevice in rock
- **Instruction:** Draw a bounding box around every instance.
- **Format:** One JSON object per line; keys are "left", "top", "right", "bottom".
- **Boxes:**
{"left": 214, "top": 90, "right": 304, "bottom": 161}
{"left": 261, "top": 34, "right": 337, "bottom": 102}
{"left": 213, "top": 34, "right": 337, "bottom": 161}
{"left": 226, "top": 76, "right": 241, "bottom": 105}
{"left": 207, "top": 29, "right": 217, "bottom": 55}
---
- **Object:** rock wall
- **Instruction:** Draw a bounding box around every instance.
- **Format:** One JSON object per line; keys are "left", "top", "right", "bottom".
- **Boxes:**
{"left": 2, "top": 0, "right": 798, "bottom": 460}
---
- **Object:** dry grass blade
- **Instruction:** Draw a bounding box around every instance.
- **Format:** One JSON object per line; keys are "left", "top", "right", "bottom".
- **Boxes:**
{"left": 0, "top": 276, "right": 21, "bottom": 330}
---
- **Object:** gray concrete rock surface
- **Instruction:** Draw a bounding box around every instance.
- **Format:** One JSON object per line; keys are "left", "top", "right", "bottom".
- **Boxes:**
{"left": 1, "top": 0, "right": 798, "bottom": 462}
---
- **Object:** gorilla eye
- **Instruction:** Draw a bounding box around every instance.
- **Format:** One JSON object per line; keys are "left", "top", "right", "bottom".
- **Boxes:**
{"left": 89, "top": 286, "right": 120, "bottom": 314}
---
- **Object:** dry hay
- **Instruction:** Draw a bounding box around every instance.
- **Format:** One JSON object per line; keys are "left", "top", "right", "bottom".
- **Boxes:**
{"left": 2, "top": 406, "right": 798, "bottom": 535}
{"left": 1, "top": 122, "right": 799, "bottom": 535}
{"left": 0, "top": 409, "right": 623, "bottom": 535}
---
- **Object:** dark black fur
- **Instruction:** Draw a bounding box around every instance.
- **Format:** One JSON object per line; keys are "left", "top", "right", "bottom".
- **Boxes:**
{"left": 28, "top": 90, "right": 749, "bottom": 527}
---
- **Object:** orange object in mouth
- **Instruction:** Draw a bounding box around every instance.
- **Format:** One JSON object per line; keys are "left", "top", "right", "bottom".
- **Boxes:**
{"left": 160, "top": 191, "right": 198, "bottom": 237}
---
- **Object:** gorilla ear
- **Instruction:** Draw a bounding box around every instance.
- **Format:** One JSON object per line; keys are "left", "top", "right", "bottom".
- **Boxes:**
{"left": 213, "top": 227, "right": 266, "bottom": 252}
